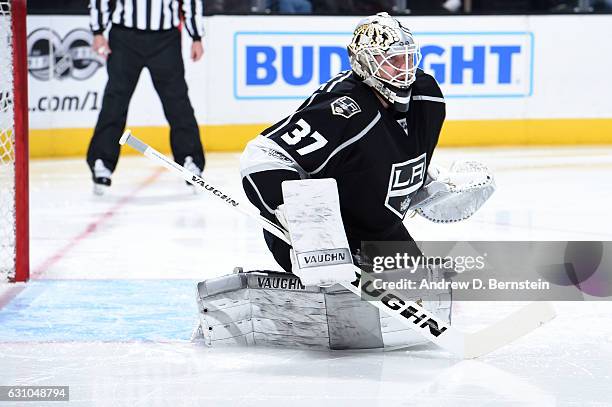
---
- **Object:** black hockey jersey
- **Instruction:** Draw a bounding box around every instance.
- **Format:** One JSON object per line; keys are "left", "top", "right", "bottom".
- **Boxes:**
{"left": 248, "top": 69, "right": 445, "bottom": 244}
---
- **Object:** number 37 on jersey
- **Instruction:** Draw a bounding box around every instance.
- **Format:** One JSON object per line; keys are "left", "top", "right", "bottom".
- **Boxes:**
{"left": 280, "top": 119, "right": 328, "bottom": 156}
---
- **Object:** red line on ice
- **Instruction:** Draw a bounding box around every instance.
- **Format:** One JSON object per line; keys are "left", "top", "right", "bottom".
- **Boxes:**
{"left": 0, "top": 286, "right": 26, "bottom": 310}
{"left": 0, "top": 168, "right": 164, "bottom": 310}
{"left": 31, "top": 168, "right": 165, "bottom": 278}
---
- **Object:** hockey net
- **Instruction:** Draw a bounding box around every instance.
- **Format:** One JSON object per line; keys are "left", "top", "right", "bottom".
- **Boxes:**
{"left": 0, "top": 0, "right": 28, "bottom": 282}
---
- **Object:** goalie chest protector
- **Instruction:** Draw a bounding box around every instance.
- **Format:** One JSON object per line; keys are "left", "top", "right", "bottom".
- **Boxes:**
{"left": 260, "top": 70, "right": 445, "bottom": 241}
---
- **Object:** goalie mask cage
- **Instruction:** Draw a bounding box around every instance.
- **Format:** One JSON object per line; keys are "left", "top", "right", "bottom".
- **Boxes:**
{"left": 0, "top": 0, "right": 29, "bottom": 282}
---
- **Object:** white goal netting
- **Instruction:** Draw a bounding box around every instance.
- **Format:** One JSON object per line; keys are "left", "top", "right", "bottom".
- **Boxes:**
{"left": 0, "top": 0, "right": 17, "bottom": 281}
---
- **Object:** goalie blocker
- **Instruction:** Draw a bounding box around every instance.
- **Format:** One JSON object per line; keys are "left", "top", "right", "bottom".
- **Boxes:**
{"left": 193, "top": 268, "right": 451, "bottom": 350}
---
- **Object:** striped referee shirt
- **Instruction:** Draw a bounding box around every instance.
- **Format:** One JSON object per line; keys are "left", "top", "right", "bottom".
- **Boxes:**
{"left": 89, "top": 0, "right": 204, "bottom": 41}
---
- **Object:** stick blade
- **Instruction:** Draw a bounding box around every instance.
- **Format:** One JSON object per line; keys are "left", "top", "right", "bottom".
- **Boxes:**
{"left": 464, "top": 301, "right": 556, "bottom": 359}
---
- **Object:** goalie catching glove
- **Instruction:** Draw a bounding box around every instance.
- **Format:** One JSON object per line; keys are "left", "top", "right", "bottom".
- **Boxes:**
{"left": 409, "top": 160, "right": 496, "bottom": 223}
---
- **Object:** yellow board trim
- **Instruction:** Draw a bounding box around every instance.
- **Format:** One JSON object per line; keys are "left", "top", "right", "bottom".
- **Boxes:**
{"left": 29, "top": 119, "right": 612, "bottom": 158}
{"left": 440, "top": 118, "right": 612, "bottom": 146}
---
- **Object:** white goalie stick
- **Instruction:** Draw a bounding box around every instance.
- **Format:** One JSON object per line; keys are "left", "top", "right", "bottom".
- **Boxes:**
{"left": 119, "top": 130, "right": 556, "bottom": 358}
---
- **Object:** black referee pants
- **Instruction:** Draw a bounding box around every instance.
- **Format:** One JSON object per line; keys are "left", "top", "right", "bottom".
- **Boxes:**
{"left": 87, "top": 26, "right": 205, "bottom": 175}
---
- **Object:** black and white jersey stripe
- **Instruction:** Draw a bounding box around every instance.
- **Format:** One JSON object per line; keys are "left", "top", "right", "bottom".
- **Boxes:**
{"left": 89, "top": 0, "right": 204, "bottom": 40}
{"left": 261, "top": 71, "right": 353, "bottom": 140}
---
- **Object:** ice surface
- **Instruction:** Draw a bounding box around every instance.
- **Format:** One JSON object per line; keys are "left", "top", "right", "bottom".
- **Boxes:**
{"left": 1, "top": 147, "right": 611, "bottom": 406}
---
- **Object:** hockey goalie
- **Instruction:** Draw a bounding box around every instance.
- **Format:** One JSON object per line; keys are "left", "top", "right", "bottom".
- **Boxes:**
{"left": 192, "top": 12, "right": 496, "bottom": 350}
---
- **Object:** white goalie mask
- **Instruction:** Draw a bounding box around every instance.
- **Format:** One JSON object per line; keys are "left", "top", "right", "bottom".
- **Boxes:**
{"left": 348, "top": 12, "right": 421, "bottom": 112}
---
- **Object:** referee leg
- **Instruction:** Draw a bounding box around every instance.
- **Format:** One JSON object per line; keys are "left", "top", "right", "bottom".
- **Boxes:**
{"left": 87, "top": 27, "right": 144, "bottom": 174}
{"left": 147, "top": 30, "right": 206, "bottom": 171}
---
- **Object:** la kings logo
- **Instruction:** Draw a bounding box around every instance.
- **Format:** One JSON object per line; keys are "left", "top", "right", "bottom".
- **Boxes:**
{"left": 385, "top": 153, "right": 427, "bottom": 218}
{"left": 331, "top": 96, "right": 361, "bottom": 118}
{"left": 397, "top": 118, "right": 408, "bottom": 135}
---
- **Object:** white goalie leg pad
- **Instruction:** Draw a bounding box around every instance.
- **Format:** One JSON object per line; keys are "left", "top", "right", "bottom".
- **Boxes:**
{"left": 409, "top": 161, "right": 496, "bottom": 223}
{"left": 192, "top": 269, "right": 451, "bottom": 350}
{"left": 280, "top": 178, "right": 355, "bottom": 286}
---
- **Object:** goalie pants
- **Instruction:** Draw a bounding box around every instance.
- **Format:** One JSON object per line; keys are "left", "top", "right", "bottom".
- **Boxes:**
{"left": 242, "top": 169, "right": 419, "bottom": 273}
{"left": 86, "top": 26, "right": 205, "bottom": 175}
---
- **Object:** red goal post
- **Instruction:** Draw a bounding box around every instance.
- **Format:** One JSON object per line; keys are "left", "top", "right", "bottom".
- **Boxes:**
{"left": 0, "top": 0, "right": 29, "bottom": 283}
